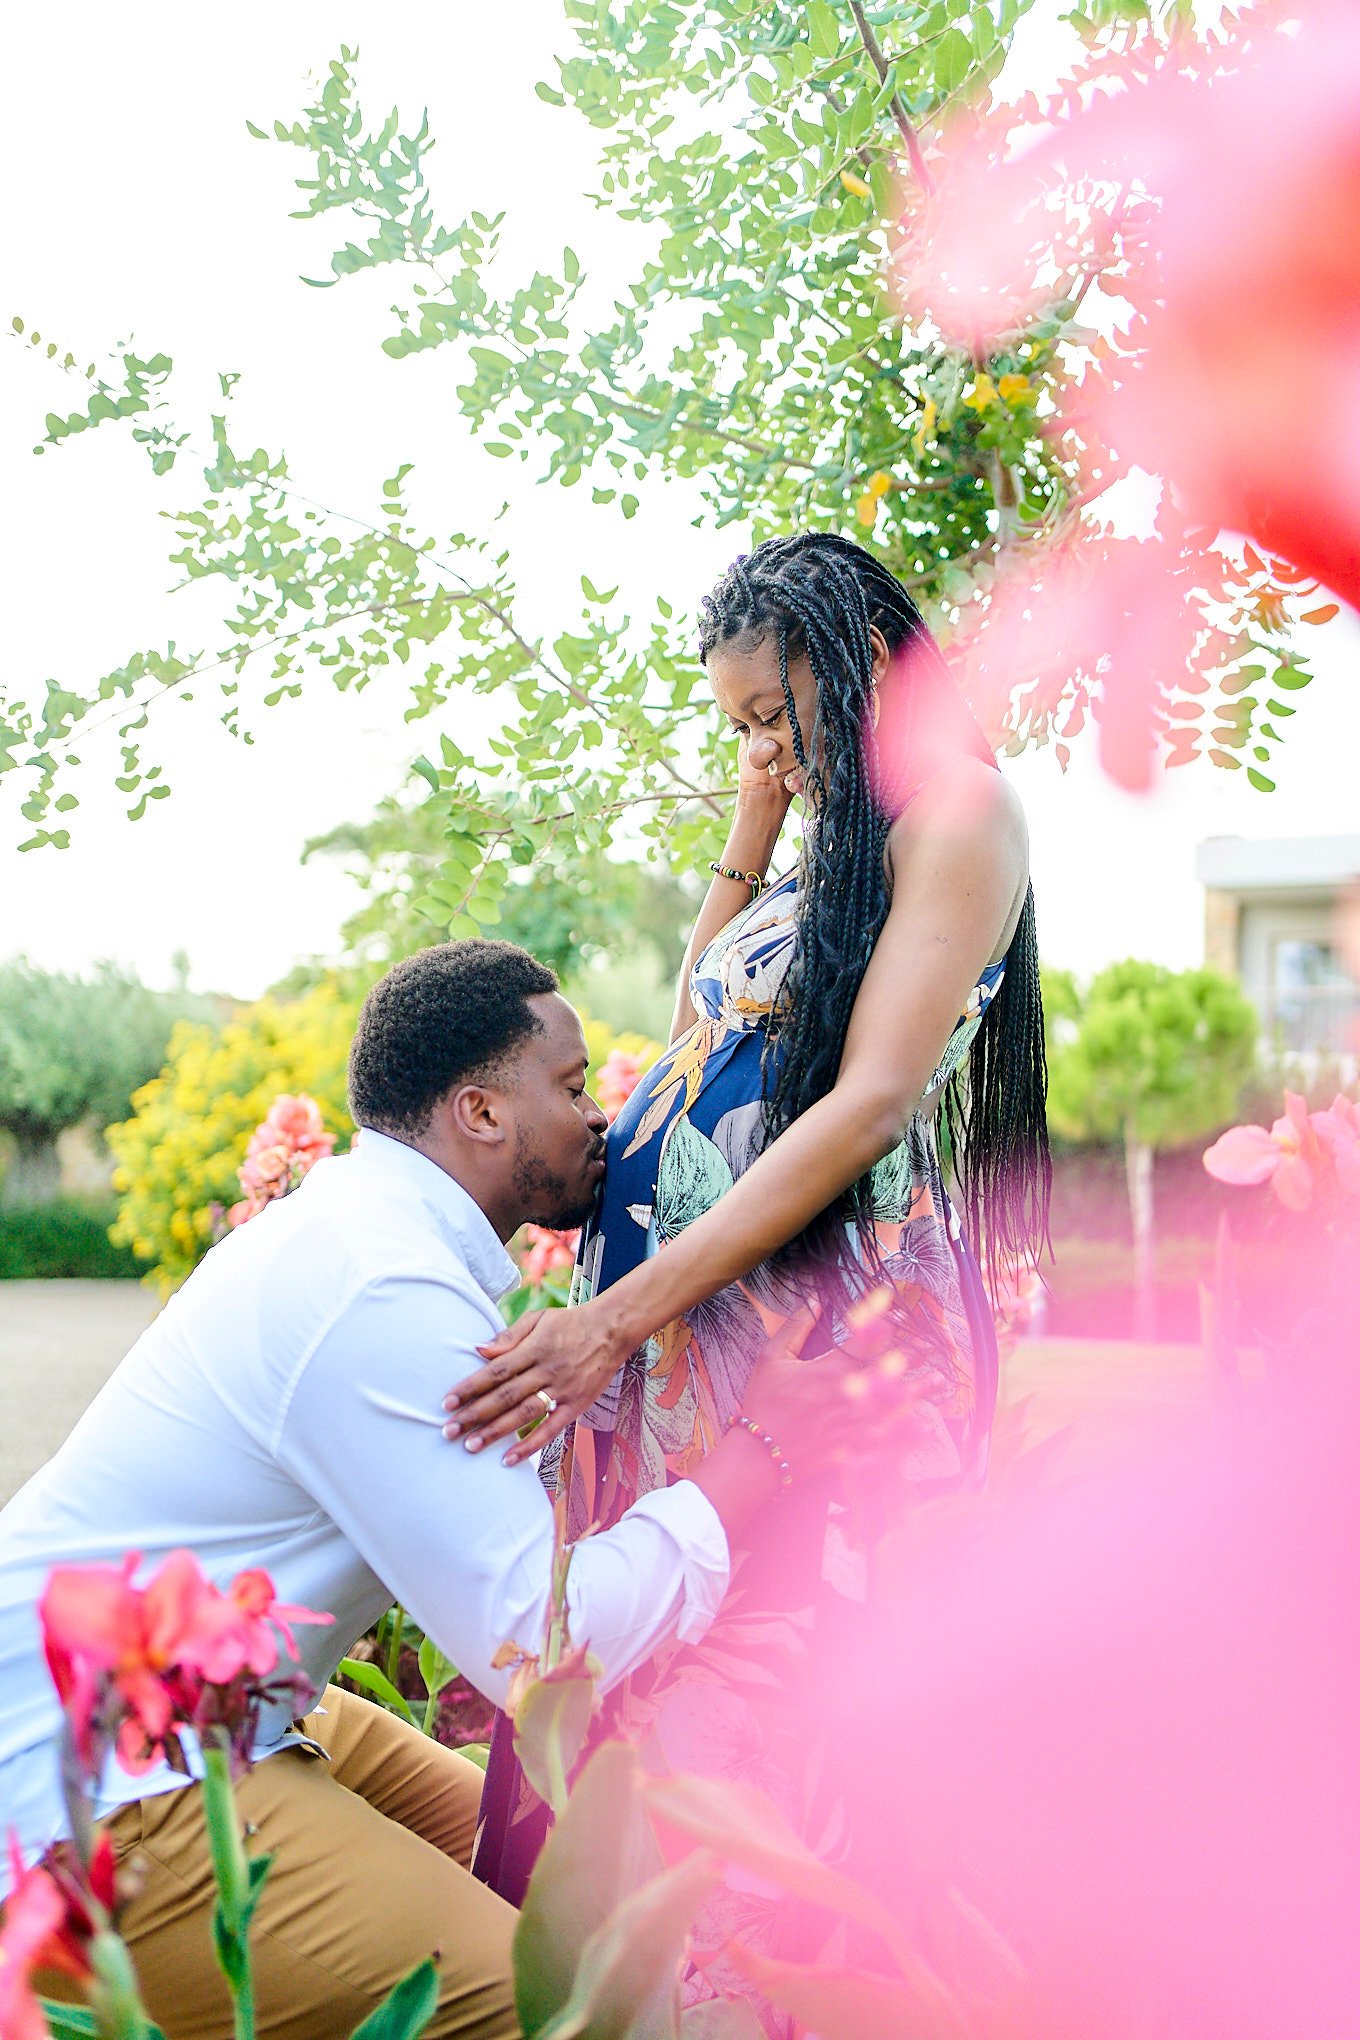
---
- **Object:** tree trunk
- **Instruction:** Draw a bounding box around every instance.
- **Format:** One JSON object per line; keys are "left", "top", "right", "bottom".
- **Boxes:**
{"left": 1124, "top": 1126, "right": 1156, "bottom": 1342}
{"left": 0, "top": 1125, "right": 63, "bottom": 1207}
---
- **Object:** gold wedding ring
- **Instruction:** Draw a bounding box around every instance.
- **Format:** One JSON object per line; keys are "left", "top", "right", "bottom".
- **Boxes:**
{"left": 535, "top": 1388, "right": 559, "bottom": 1414}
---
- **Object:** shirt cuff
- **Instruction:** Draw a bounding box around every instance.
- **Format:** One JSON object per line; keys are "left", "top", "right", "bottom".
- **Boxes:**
{"left": 625, "top": 1479, "right": 730, "bottom": 1644}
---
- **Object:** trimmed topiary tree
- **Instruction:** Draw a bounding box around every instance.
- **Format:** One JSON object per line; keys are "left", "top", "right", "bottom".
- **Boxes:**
{"left": 1047, "top": 961, "right": 1259, "bottom": 1339}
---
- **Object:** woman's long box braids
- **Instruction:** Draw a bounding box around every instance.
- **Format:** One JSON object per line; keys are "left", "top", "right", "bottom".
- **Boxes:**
{"left": 698, "top": 532, "right": 1051, "bottom": 1308}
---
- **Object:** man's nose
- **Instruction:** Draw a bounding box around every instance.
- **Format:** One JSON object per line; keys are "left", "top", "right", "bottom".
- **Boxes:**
{"left": 584, "top": 1094, "right": 609, "bottom": 1134}
{"left": 748, "top": 733, "right": 780, "bottom": 769}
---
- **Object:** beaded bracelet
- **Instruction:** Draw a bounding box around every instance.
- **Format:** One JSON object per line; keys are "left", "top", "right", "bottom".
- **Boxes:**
{"left": 710, "top": 861, "right": 765, "bottom": 899}
{"left": 727, "top": 1412, "right": 794, "bottom": 1494}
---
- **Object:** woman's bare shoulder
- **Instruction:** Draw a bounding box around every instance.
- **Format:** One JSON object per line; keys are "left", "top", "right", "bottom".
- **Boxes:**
{"left": 887, "top": 754, "right": 1027, "bottom": 862}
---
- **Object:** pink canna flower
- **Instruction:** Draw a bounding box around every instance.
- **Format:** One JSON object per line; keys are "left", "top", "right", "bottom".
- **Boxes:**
{"left": 1204, "top": 1093, "right": 1324, "bottom": 1212}
{"left": 184, "top": 1567, "right": 331, "bottom": 1683}
{"left": 1, "top": 1830, "right": 131, "bottom": 2040}
{"left": 1313, "top": 1094, "right": 1360, "bottom": 1198}
{"left": 41, "top": 1550, "right": 211, "bottom": 1771}
{"left": 0, "top": 1845, "right": 83, "bottom": 2040}
{"left": 39, "top": 1551, "right": 330, "bottom": 1779}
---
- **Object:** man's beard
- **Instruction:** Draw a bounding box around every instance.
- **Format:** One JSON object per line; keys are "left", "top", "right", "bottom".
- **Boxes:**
{"left": 512, "top": 1143, "right": 600, "bottom": 1231}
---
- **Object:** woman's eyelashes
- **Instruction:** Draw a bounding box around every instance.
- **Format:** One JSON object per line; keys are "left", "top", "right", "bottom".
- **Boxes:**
{"left": 729, "top": 707, "right": 785, "bottom": 736}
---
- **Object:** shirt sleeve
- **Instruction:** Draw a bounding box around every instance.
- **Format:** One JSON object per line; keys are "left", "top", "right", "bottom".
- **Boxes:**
{"left": 274, "top": 1270, "right": 729, "bottom": 1707}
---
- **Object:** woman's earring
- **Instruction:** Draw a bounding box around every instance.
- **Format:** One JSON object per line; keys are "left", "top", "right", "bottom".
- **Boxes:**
{"left": 869, "top": 687, "right": 881, "bottom": 730}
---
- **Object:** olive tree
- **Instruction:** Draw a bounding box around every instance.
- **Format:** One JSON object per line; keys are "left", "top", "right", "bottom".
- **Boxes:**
{"left": 0, "top": 961, "right": 205, "bottom": 1205}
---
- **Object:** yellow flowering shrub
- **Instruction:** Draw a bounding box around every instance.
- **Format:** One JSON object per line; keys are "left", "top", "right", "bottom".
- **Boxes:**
{"left": 107, "top": 982, "right": 358, "bottom": 1294}
{"left": 580, "top": 1015, "right": 663, "bottom": 1093}
{"left": 107, "top": 986, "right": 661, "bottom": 1296}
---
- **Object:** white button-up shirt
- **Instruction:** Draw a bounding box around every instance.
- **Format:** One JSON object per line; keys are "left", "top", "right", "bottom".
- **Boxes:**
{"left": 0, "top": 1131, "right": 728, "bottom": 1888}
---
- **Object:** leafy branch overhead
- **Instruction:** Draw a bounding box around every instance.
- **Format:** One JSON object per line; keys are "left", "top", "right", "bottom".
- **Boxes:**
{"left": 2, "top": 0, "right": 1328, "bottom": 936}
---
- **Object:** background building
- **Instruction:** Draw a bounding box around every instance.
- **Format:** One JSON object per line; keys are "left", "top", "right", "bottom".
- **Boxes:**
{"left": 1198, "top": 835, "right": 1360, "bottom": 1056}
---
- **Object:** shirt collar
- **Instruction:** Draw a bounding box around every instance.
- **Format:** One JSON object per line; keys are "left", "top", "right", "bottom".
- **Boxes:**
{"left": 349, "top": 1128, "right": 521, "bottom": 1303}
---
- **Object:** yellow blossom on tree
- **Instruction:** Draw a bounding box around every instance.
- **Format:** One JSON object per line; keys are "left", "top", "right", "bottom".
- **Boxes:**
{"left": 839, "top": 169, "right": 871, "bottom": 198}
{"left": 855, "top": 492, "right": 879, "bottom": 529}
{"left": 963, "top": 374, "right": 998, "bottom": 412}
{"left": 912, "top": 396, "right": 938, "bottom": 460}
{"left": 998, "top": 372, "right": 1036, "bottom": 406}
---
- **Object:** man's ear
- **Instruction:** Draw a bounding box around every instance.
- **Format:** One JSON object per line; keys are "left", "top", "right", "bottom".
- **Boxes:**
{"left": 443, "top": 1082, "right": 511, "bottom": 1150}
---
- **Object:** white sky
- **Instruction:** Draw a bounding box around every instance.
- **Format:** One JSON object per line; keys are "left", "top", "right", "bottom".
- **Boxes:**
{"left": 2, "top": 0, "right": 1356, "bottom": 999}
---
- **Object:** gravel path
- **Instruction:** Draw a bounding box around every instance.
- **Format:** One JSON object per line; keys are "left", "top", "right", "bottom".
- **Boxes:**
{"left": 0, "top": 1281, "right": 159, "bottom": 1506}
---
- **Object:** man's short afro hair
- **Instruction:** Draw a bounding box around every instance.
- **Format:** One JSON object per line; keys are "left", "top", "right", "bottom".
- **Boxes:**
{"left": 348, "top": 939, "right": 558, "bottom": 1138}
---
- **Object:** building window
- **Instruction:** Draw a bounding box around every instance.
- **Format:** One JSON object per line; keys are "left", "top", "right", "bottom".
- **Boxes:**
{"left": 1267, "top": 938, "right": 1357, "bottom": 1053}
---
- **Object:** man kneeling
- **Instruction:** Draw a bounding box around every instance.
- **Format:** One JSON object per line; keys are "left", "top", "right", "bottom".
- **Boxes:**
{"left": 0, "top": 941, "right": 872, "bottom": 2040}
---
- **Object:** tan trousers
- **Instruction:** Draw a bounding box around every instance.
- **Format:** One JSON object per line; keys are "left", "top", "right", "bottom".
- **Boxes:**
{"left": 55, "top": 1687, "right": 521, "bottom": 2039}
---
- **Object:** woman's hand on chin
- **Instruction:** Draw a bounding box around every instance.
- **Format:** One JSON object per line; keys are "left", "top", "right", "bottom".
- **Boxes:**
{"left": 442, "top": 1303, "right": 628, "bottom": 1465}
{"left": 734, "top": 731, "right": 797, "bottom": 826}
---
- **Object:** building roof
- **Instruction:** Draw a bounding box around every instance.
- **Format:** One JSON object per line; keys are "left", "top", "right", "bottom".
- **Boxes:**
{"left": 1196, "top": 835, "right": 1360, "bottom": 894}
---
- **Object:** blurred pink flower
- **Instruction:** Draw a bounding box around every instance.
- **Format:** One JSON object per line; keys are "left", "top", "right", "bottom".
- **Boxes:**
{"left": 946, "top": 535, "right": 1202, "bottom": 793}
{"left": 904, "top": 5, "right": 1360, "bottom": 787}
{"left": 596, "top": 1050, "right": 646, "bottom": 1123}
{"left": 519, "top": 1225, "right": 580, "bottom": 1286}
{"left": 0, "top": 1829, "right": 118, "bottom": 2040}
{"left": 910, "top": 6, "right": 1360, "bottom": 606}
{"left": 249, "top": 1094, "right": 331, "bottom": 1159}
{"left": 1313, "top": 1094, "right": 1360, "bottom": 1198}
{"left": 1204, "top": 1093, "right": 1324, "bottom": 1212}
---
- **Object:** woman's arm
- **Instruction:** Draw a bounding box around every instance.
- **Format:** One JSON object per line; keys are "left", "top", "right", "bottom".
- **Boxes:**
{"left": 670, "top": 739, "right": 792, "bottom": 1043}
{"left": 451, "top": 758, "right": 1028, "bottom": 1461}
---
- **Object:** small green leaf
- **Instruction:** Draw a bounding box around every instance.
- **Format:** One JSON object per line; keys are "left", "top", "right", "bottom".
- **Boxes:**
{"left": 1246, "top": 767, "right": 1276, "bottom": 791}
{"left": 935, "top": 28, "right": 973, "bottom": 94}
{"left": 807, "top": 0, "right": 840, "bottom": 61}
{"left": 41, "top": 2007, "right": 169, "bottom": 2040}
{"left": 417, "top": 1633, "right": 459, "bottom": 1703}
{"left": 348, "top": 1958, "right": 440, "bottom": 2040}
{"left": 514, "top": 1671, "right": 597, "bottom": 1816}
{"left": 337, "top": 1657, "right": 418, "bottom": 1726}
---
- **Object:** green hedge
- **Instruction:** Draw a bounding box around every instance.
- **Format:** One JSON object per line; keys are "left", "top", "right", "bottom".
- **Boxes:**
{"left": 0, "top": 1198, "right": 149, "bottom": 1280}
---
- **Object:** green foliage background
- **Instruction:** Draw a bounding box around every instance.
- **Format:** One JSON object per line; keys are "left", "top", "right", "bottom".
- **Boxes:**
{"left": 2, "top": 0, "right": 1320, "bottom": 941}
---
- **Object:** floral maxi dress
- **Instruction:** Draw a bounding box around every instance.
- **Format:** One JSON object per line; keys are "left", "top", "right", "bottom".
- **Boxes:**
{"left": 475, "top": 869, "right": 1004, "bottom": 1941}
{"left": 561, "top": 865, "right": 1002, "bottom": 1531}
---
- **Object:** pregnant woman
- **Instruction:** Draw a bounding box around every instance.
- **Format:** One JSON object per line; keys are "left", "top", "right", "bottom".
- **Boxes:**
{"left": 461, "top": 531, "right": 1051, "bottom": 1942}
